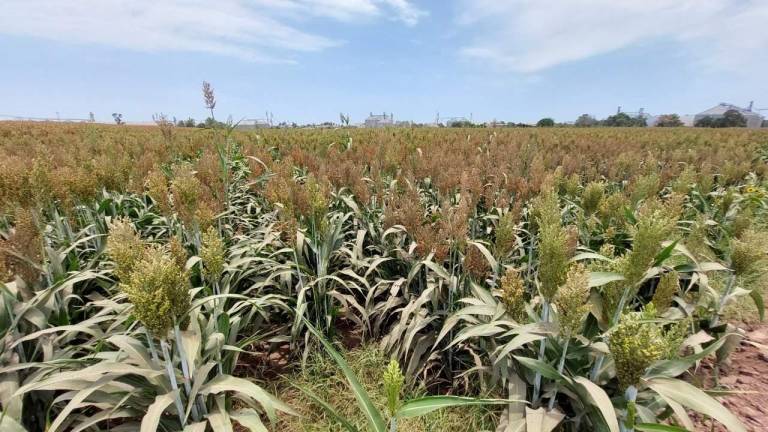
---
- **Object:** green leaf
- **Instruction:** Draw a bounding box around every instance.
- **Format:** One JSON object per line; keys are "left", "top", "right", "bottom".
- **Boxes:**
{"left": 571, "top": 252, "right": 613, "bottom": 263}
{"left": 200, "top": 375, "right": 296, "bottom": 421}
{"left": 141, "top": 390, "right": 178, "bottom": 432}
{"left": 303, "top": 319, "right": 388, "bottom": 432}
{"left": 493, "top": 333, "right": 546, "bottom": 364}
{"left": 653, "top": 240, "right": 679, "bottom": 267}
{"left": 645, "top": 336, "right": 726, "bottom": 378}
{"left": 396, "top": 396, "right": 517, "bottom": 419}
{"left": 525, "top": 406, "right": 564, "bottom": 432}
{"left": 0, "top": 413, "right": 27, "bottom": 432}
{"left": 48, "top": 374, "right": 120, "bottom": 432}
{"left": 645, "top": 377, "right": 746, "bottom": 432}
{"left": 207, "top": 412, "right": 234, "bottom": 432}
{"left": 503, "top": 372, "right": 527, "bottom": 432}
{"left": 635, "top": 424, "right": 690, "bottom": 432}
{"left": 589, "top": 272, "right": 625, "bottom": 288}
{"left": 230, "top": 409, "right": 269, "bottom": 432}
{"left": 449, "top": 323, "right": 506, "bottom": 348}
{"left": 182, "top": 422, "right": 208, "bottom": 432}
{"left": 572, "top": 376, "right": 620, "bottom": 432}
{"left": 514, "top": 356, "right": 564, "bottom": 382}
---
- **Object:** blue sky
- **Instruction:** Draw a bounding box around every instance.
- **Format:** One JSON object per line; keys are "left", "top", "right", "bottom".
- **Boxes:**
{"left": 1, "top": 0, "right": 766, "bottom": 124}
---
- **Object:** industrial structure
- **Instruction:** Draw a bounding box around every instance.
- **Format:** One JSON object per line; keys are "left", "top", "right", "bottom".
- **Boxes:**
{"left": 694, "top": 102, "right": 764, "bottom": 128}
{"left": 364, "top": 112, "right": 394, "bottom": 128}
{"left": 238, "top": 111, "right": 274, "bottom": 129}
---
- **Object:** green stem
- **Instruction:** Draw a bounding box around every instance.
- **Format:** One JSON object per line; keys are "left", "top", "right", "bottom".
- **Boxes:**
{"left": 161, "top": 339, "right": 187, "bottom": 427}
{"left": 211, "top": 278, "right": 224, "bottom": 375}
{"left": 174, "top": 323, "right": 201, "bottom": 421}
{"left": 622, "top": 385, "right": 637, "bottom": 432}
{"left": 532, "top": 301, "right": 550, "bottom": 404}
{"left": 145, "top": 328, "right": 159, "bottom": 363}
{"left": 389, "top": 417, "right": 398, "bottom": 432}
{"left": 712, "top": 273, "right": 735, "bottom": 327}
{"left": 548, "top": 337, "right": 569, "bottom": 410}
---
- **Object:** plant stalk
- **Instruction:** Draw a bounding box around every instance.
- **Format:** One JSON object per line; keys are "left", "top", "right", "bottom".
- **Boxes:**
{"left": 161, "top": 339, "right": 187, "bottom": 427}
{"left": 146, "top": 328, "right": 160, "bottom": 363}
{"left": 548, "top": 337, "right": 569, "bottom": 410}
{"left": 712, "top": 273, "right": 736, "bottom": 327}
{"left": 532, "top": 301, "right": 550, "bottom": 404}
{"left": 174, "top": 323, "right": 201, "bottom": 421}
{"left": 621, "top": 385, "right": 638, "bottom": 432}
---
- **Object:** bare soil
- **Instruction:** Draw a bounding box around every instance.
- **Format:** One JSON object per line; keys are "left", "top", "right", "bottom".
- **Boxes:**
{"left": 692, "top": 324, "right": 768, "bottom": 431}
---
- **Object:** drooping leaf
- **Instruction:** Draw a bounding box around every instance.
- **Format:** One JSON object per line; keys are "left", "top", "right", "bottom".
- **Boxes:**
{"left": 524, "top": 407, "right": 564, "bottom": 432}
{"left": 573, "top": 376, "right": 620, "bottom": 432}
{"left": 141, "top": 390, "right": 178, "bottom": 432}
{"left": 635, "top": 424, "right": 690, "bottom": 432}
{"left": 230, "top": 408, "right": 269, "bottom": 432}
{"left": 589, "top": 272, "right": 625, "bottom": 288}
{"left": 645, "top": 377, "right": 746, "bottom": 432}
{"left": 645, "top": 336, "right": 726, "bottom": 378}
{"left": 514, "top": 356, "right": 564, "bottom": 382}
{"left": 0, "top": 413, "right": 27, "bottom": 432}
{"left": 397, "top": 396, "right": 518, "bottom": 419}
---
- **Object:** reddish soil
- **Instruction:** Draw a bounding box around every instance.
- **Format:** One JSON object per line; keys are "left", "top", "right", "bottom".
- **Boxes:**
{"left": 692, "top": 324, "right": 768, "bottom": 431}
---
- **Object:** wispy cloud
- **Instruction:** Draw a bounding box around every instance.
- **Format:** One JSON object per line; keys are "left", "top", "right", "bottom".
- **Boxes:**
{"left": 456, "top": 0, "right": 768, "bottom": 73}
{"left": 0, "top": 0, "right": 426, "bottom": 62}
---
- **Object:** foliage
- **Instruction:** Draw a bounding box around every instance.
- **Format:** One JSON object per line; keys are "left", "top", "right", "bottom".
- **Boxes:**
{"left": 574, "top": 114, "right": 598, "bottom": 127}
{"left": 654, "top": 114, "right": 684, "bottom": 127}
{"left": 536, "top": 118, "right": 555, "bottom": 127}
{"left": 1, "top": 122, "right": 766, "bottom": 431}
{"left": 695, "top": 109, "right": 747, "bottom": 128}
{"left": 602, "top": 112, "right": 647, "bottom": 127}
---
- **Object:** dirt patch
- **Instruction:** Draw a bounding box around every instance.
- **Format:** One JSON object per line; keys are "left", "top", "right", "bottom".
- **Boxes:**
{"left": 692, "top": 324, "right": 768, "bottom": 431}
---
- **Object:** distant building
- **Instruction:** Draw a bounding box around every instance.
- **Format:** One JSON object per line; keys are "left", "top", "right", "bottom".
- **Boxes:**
{"left": 237, "top": 118, "right": 272, "bottom": 129}
{"left": 679, "top": 115, "right": 696, "bottom": 127}
{"left": 364, "top": 112, "right": 394, "bottom": 128}
{"left": 694, "top": 102, "right": 764, "bottom": 128}
{"left": 443, "top": 117, "right": 471, "bottom": 127}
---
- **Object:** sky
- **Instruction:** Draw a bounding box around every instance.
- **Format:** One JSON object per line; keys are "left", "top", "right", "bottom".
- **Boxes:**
{"left": 1, "top": 0, "right": 767, "bottom": 124}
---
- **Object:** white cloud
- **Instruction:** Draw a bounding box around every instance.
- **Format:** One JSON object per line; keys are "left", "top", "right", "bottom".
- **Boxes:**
{"left": 456, "top": 0, "right": 768, "bottom": 73}
{"left": 380, "top": 0, "right": 428, "bottom": 26}
{"left": 0, "top": 0, "right": 426, "bottom": 61}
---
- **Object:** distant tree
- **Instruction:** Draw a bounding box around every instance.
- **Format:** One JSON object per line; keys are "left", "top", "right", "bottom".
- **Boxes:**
{"left": 602, "top": 112, "right": 646, "bottom": 127}
{"left": 763, "top": 119, "right": 768, "bottom": 128}
{"left": 199, "top": 117, "right": 225, "bottom": 129}
{"left": 722, "top": 109, "right": 747, "bottom": 127}
{"left": 655, "top": 114, "right": 684, "bottom": 127}
{"left": 449, "top": 120, "right": 477, "bottom": 128}
{"left": 177, "top": 118, "right": 196, "bottom": 127}
{"left": 695, "top": 110, "right": 747, "bottom": 128}
{"left": 112, "top": 113, "right": 123, "bottom": 125}
{"left": 575, "top": 114, "right": 597, "bottom": 127}
{"left": 537, "top": 118, "right": 555, "bottom": 127}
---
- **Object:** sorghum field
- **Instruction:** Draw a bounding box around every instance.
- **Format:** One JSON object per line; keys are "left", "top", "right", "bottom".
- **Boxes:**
{"left": 2, "top": 121, "right": 768, "bottom": 432}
